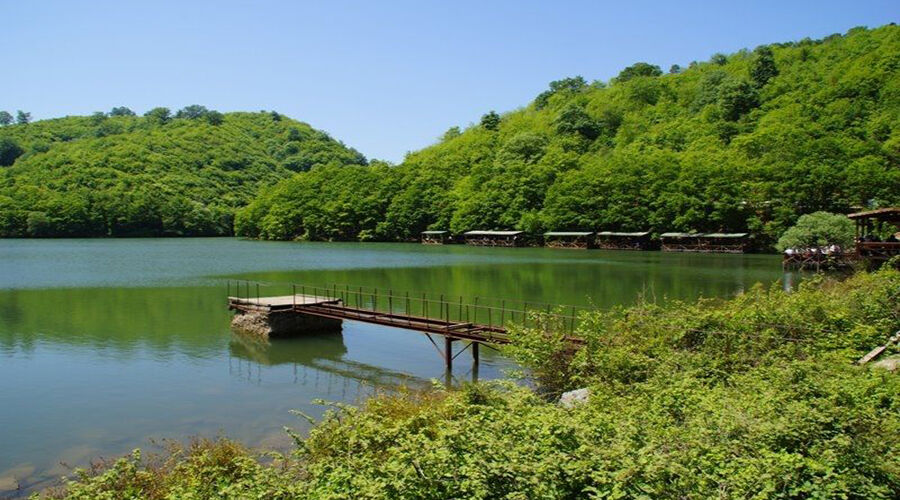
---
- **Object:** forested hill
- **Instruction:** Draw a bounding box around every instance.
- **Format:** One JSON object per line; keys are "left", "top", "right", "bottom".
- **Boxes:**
{"left": 238, "top": 25, "right": 899, "bottom": 246}
{"left": 0, "top": 109, "right": 365, "bottom": 237}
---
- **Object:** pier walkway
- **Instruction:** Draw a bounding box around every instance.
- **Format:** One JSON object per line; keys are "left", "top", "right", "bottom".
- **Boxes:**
{"left": 227, "top": 281, "right": 586, "bottom": 369}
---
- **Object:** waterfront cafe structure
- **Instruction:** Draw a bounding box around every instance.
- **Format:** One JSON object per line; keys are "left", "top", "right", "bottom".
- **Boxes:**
{"left": 660, "top": 232, "right": 750, "bottom": 253}
{"left": 594, "top": 231, "right": 653, "bottom": 250}
{"left": 544, "top": 232, "right": 594, "bottom": 249}
{"left": 463, "top": 230, "right": 525, "bottom": 247}
{"left": 848, "top": 207, "right": 900, "bottom": 262}
{"left": 421, "top": 230, "right": 450, "bottom": 245}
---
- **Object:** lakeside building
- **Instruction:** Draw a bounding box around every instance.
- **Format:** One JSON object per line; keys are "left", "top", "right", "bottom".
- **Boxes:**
{"left": 661, "top": 232, "right": 749, "bottom": 253}
{"left": 543, "top": 232, "right": 594, "bottom": 249}
{"left": 848, "top": 207, "right": 900, "bottom": 263}
{"left": 594, "top": 231, "right": 653, "bottom": 250}
{"left": 421, "top": 230, "right": 451, "bottom": 245}
{"left": 463, "top": 230, "right": 525, "bottom": 247}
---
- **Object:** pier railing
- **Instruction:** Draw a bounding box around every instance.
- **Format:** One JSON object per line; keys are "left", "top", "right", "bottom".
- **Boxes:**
{"left": 226, "top": 280, "right": 589, "bottom": 336}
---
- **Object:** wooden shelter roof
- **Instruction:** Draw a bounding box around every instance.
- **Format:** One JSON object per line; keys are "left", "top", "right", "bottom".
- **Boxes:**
{"left": 464, "top": 230, "right": 524, "bottom": 236}
{"left": 660, "top": 232, "right": 700, "bottom": 238}
{"left": 661, "top": 232, "right": 747, "bottom": 238}
{"left": 847, "top": 207, "right": 900, "bottom": 221}
{"left": 421, "top": 230, "right": 449, "bottom": 235}
{"left": 544, "top": 231, "right": 594, "bottom": 237}
{"left": 702, "top": 233, "right": 749, "bottom": 238}
{"left": 596, "top": 231, "right": 651, "bottom": 237}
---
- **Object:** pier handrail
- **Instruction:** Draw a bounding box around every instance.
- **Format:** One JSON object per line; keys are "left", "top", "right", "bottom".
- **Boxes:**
{"left": 227, "top": 279, "right": 587, "bottom": 336}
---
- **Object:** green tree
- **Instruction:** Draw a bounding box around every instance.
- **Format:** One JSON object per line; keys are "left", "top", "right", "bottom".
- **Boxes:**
{"left": 206, "top": 110, "right": 224, "bottom": 126}
{"left": 615, "top": 62, "right": 662, "bottom": 83}
{"left": 710, "top": 53, "right": 728, "bottom": 65}
{"left": 16, "top": 110, "right": 31, "bottom": 125}
{"left": 175, "top": 105, "right": 210, "bottom": 119}
{"left": 750, "top": 46, "right": 778, "bottom": 88}
{"left": 668, "top": 64, "right": 682, "bottom": 74}
{"left": 480, "top": 111, "right": 501, "bottom": 131}
{"left": 718, "top": 77, "right": 758, "bottom": 120}
{"left": 143, "top": 107, "right": 171, "bottom": 124}
{"left": 554, "top": 104, "right": 600, "bottom": 140}
{"left": 775, "top": 211, "right": 855, "bottom": 251}
{"left": 0, "top": 111, "right": 12, "bottom": 126}
{"left": 0, "top": 137, "right": 24, "bottom": 166}
{"left": 90, "top": 111, "right": 107, "bottom": 125}
{"left": 109, "top": 106, "right": 136, "bottom": 116}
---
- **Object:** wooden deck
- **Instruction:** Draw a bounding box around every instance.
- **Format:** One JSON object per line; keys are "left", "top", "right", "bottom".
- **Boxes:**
{"left": 228, "top": 282, "right": 587, "bottom": 370}
{"left": 228, "top": 295, "right": 340, "bottom": 312}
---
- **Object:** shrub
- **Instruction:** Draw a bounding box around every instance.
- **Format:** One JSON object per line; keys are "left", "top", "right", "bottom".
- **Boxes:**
{"left": 776, "top": 211, "right": 855, "bottom": 251}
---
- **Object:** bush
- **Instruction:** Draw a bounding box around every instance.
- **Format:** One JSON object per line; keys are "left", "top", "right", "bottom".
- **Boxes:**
{"left": 776, "top": 211, "right": 855, "bottom": 251}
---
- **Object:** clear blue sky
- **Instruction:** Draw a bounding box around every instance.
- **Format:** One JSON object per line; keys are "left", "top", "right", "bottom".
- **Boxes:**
{"left": 2, "top": 1, "right": 895, "bottom": 163}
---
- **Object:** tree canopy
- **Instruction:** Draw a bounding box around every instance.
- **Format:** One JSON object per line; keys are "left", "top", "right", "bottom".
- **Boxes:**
{"left": 775, "top": 211, "right": 856, "bottom": 251}
{"left": 0, "top": 110, "right": 366, "bottom": 237}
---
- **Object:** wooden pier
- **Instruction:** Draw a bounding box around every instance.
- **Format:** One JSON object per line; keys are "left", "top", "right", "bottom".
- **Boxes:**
{"left": 227, "top": 282, "right": 585, "bottom": 371}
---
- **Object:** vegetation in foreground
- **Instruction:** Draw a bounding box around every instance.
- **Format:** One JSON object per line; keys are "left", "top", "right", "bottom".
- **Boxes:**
{"left": 0, "top": 108, "right": 365, "bottom": 237}
{"left": 36, "top": 267, "right": 900, "bottom": 499}
{"left": 238, "top": 25, "right": 899, "bottom": 246}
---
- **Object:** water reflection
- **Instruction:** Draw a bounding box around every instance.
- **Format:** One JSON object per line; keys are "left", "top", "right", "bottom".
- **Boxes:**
{"left": 228, "top": 332, "right": 423, "bottom": 389}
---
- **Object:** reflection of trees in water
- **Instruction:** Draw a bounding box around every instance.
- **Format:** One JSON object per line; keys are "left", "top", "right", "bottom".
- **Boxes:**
{"left": 228, "top": 332, "right": 426, "bottom": 398}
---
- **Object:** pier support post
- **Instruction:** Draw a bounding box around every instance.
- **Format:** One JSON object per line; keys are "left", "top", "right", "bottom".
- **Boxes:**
{"left": 444, "top": 337, "right": 454, "bottom": 371}
{"left": 472, "top": 341, "right": 479, "bottom": 365}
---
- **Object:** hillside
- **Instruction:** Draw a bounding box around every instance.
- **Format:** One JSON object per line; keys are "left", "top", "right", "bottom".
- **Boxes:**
{"left": 0, "top": 109, "right": 365, "bottom": 237}
{"left": 238, "top": 25, "right": 899, "bottom": 246}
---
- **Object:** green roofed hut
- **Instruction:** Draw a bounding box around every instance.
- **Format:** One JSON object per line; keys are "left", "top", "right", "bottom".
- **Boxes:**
{"left": 463, "top": 230, "right": 525, "bottom": 247}
{"left": 544, "top": 232, "right": 594, "bottom": 249}
{"left": 421, "top": 230, "right": 450, "bottom": 245}
{"left": 595, "top": 231, "right": 652, "bottom": 250}
{"left": 661, "top": 232, "right": 749, "bottom": 253}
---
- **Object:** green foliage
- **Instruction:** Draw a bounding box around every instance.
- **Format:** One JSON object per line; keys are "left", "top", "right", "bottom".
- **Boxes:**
{"left": 615, "top": 61, "right": 663, "bottom": 82}
{"left": 16, "top": 110, "right": 31, "bottom": 125}
{"left": 717, "top": 76, "right": 758, "bottom": 121}
{"left": 109, "top": 106, "right": 136, "bottom": 117}
{"left": 239, "top": 25, "right": 900, "bottom": 247}
{"left": 0, "top": 111, "right": 365, "bottom": 237}
{"left": 0, "top": 137, "right": 23, "bottom": 166}
{"left": 143, "top": 107, "right": 171, "bottom": 124}
{"left": 750, "top": 46, "right": 779, "bottom": 88}
{"left": 480, "top": 110, "right": 501, "bottom": 131}
{"left": 35, "top": 439, "right": 304, "bottom": 499}
{"left": 534, "top": 76, "right": 589, "bottom": 109}
{"left": 776, "top": 211, "right": 856, "bottom": 251}
{"left": 175, "top": 104, "right": 210, "bottom": 120}
{"left": 0, "top": 111, "right": 12, "bottom": 126}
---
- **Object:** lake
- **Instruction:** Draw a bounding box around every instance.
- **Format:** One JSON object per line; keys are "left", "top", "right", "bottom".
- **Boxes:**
{"left": 0, "top": 238, "right": 786, "bottom": 495}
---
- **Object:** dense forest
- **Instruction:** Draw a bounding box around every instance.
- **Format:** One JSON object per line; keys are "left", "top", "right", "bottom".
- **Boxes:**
{"left": 0, "top": 108, "right": 365, "bottom": 236}
{"left": 238, "top": 25, "right": 899, "bottom": 247}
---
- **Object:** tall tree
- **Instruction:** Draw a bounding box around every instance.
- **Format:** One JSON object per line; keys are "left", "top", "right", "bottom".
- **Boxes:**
{"left": 175, "top": 105, "right": 210, "bottom": 120}
{"left": 480, "top": 111, "right": 501, "bottom": 131}
{"left": 16, "top": 110, "right": 31, "bottom": 125}
{"left": 750, "top": 46, "right": 778, "bottom": 88}
{"left": 109, "top": 106, "right": 136, "bottom": 116}
{"left": 0, "top": 111, "right": 12, "bottom": 126}
{"left": 143, "top": 107, "right": 171, "bottom": 124}
{"left": 615, "top": 62, "right": 662, "bottom": 83}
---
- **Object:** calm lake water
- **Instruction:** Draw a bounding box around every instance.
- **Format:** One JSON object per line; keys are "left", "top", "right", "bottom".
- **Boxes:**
{"left": 0, "top": 238, "right": 785, "bottom": 495}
